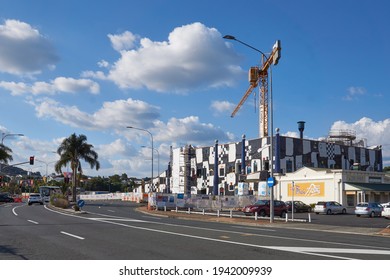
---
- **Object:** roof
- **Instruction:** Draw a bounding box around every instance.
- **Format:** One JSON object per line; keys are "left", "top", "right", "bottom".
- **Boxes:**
{"left": 345, "top": 182, "right": 390, "bottom": 192}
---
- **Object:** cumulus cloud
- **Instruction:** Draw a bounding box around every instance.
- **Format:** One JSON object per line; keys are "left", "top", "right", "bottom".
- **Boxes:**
{"left": 0, "top": 77, "right": 100, "bottom": 95}
{"left": 32, "top": 98, "right": 160, "bottom": 131}
{"left": 0, "top": 19, "right": 59, "bottom": 75}
{"left": 84, "top": 22, "right": 243, "bottom": 93}
{"left": 330, "top": 117, "right": 390, "bottom": 160}
{"left": 108, "top": 31, "right": 138, "bottom": 52}
{"left": 154, "top": 116, "right": 233, "bottom": 146}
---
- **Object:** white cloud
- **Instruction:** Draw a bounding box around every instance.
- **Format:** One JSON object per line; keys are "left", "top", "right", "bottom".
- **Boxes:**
{"left": 210, "top": 100, "right": 235, "bottom": 116}
{"left": 108, "top": 31, "right": 138, "bottom": 52}
{"left": 344, "top": 86, "right": 366, "bottom": 101}
{"left": 0, "top": 77, "right": 100, "bottom": 95}
{"left": 330, "top": 117, "right": 390, "bottom": 159}
{"left": 89, "top": 22, "right": 243, "bottom": 93}
{"left": 33, "top": 98, "right": 160, "bottom": 131}
{"left": 0, "top": 19, "right": 58, "bottom": 75}
{"left": 154, "top": 116, "right": 233, "bottom": 146}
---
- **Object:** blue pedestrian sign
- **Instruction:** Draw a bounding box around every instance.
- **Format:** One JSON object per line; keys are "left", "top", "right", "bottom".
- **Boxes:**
{"left": 267, "top": 177, "right": 275, "bottom": 187}
{"left": 77, "top": 199, "right": 85, "bottom": 208}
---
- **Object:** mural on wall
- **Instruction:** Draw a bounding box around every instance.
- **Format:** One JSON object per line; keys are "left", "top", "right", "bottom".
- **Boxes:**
{"left": 288, "top": 182, "right": 325, "bottom": 197}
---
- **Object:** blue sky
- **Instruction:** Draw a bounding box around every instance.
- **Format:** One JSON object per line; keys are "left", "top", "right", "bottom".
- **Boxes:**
{"left": 1, "top": 0, "right": 389, "bottom": 178}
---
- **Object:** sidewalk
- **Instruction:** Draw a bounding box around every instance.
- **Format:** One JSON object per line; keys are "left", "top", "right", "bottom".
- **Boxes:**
{"left": 138, "top": 206, "right": 390, "bottom": 237}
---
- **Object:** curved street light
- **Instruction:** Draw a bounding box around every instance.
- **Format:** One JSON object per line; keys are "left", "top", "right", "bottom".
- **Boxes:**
{"left": 1, "top": 133, "right": 24, "bottom": 144}
{"left": 127, "top": 126, "right": 154, "bottom": 192}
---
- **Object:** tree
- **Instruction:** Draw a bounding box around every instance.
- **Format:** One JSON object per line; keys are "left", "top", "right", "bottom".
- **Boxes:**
{"left": 0, "top": 143, "right": 13, "bottom": 165}
{"left": 55, "top": 133, "right": 100, "bottom": 202}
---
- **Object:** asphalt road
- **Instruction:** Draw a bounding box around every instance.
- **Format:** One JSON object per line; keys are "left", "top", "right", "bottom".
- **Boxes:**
{"left": 1, "top": 201, "right": 390, "bottom": 260}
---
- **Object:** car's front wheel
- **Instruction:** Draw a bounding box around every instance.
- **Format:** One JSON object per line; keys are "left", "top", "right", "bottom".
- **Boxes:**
{"left": 326, "top": 209, "right": 332, "bottom": 215}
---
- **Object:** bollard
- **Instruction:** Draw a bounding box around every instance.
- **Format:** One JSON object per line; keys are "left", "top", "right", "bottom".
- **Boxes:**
{"left": 188, "top": 207, "right": 191, "bottom": 214}
{"left": 308, "top": 213, "right": 311, "bottom": 223}
{"left": 285, "top": 212, "right": 288, "bottom": 222}
{"left": 202, "top": 209, "right": 205, "bottom": 215}
{"left": 217, "top": 210, "right": 220, "bottom": 217}
{"left": 175, "top": 206, "right": 178, "bottom": 213}
{"left": 164, "top": 206, "right": 167, "bottom": 212}
{"left": 255, "top": 212, "right": 258, "bottom": 221}
{"left": 230, "top": 209, "right": 233, "bottom": 218}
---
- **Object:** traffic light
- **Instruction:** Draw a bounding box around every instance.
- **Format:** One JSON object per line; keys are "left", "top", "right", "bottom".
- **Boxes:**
{"left": 29, "top": 156, "right": 34, "bottom": 165}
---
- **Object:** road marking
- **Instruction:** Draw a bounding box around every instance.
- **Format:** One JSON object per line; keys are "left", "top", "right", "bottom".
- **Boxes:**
{"left": 107, "top": 210, "right": 115, "bottom": 213}
{"left": 60, "top": 231, "right": 85, "bottom": 240}
{"left": 27, "top": 220, "right": 39, "bottom": 224}
{"left": 232, "top": 226, "right": 276, "bottom": 232}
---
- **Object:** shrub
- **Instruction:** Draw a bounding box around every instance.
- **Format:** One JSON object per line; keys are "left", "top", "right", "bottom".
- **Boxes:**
{"left": 50, "top": 194, "right": 69, "bottom": 209}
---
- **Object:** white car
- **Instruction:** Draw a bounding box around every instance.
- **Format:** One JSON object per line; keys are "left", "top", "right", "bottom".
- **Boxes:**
{"left": 314, "top": 201, "right": 347, "bottom": 215}
{"left": 382, "top": 206, "right": 390, "bottom": 219}
{"left": 381, "top": 202, "right": 390, "bottom": 208}
{"left": 28, "top": 193, "right": 43, "bottom": 206}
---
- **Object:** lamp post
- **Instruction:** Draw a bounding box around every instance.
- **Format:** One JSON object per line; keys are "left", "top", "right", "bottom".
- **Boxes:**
{"left": 141, "top": 145, "right": 160, "bottom": 191}
{"left": 127, "top": 126, "right": 154, "bottom": 192}
{"left": 223, "top": 34, "right": 276, "bottom": 223}
{"left": 1, "top": 133, "right": 24, "bottom": 145}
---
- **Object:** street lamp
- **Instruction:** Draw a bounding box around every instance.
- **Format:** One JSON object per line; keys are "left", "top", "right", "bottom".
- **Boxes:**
{"left": 1, "top": 133, "right": 24, "bottom": 144}
{"left": 223, "top": 34, "right": 276, "bottom": 223}
{"left": 127, "top": 126, "right": 154, "bottom": 192}
{"left": 141, "top": 146, "right": 160, "bottom": 191}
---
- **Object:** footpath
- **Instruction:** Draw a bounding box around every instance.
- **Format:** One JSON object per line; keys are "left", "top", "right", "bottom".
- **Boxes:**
{"left": 137, "top": 206, "right": 390, "bottom": 237}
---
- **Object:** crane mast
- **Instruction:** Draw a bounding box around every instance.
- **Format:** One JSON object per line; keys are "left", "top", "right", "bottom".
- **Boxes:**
{"left": 231, "top": 40, "right": 281, "bottom": 138}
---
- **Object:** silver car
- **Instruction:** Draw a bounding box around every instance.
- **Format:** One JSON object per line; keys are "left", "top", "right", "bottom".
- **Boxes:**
{"left": 354, "top": 202, "right": 383, "bottom": 218}
{"left": 314, "top": 201, "right": 347, "bottom": 215}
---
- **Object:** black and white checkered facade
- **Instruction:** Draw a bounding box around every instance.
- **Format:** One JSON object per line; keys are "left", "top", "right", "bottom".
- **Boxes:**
{"left": 169, "top": 136, "right": 383, "bottom": 194}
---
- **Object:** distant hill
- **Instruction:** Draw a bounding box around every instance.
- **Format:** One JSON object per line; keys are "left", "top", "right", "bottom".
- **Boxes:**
{"left": 0, "top": 163, "right": 41, "bottom": 177}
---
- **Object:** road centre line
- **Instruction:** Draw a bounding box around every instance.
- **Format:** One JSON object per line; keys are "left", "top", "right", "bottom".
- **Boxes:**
{"left": 27, "top": 220, "right": 39, "bottom": 224}
{"left": 232, "top": 226, "right": 276, "bottom": 232}
{"left": 60, "top": 231, "right": 85, "bottom": 240}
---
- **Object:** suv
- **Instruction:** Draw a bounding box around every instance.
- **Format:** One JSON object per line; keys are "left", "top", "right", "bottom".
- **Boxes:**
{"left": 314, "top": 201, "right": 347, "bottom": 215}
{"left": 28, "top": 193, "right": 43, "bottom": 206}
{"left": 242, "top": 199, "right": 288, "bottom": 217}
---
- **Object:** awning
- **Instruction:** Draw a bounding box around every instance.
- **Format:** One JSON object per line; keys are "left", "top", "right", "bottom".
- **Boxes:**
{"left": 345, "top": 182, "right": 390, "bottom": 192}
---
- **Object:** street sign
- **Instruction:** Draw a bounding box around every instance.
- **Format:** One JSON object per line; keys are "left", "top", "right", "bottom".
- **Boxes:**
{"left": 267, "top": 177, "right": 275, "bottom": 187}
{"left": 77, "top": 199, "right": 85, "bottom": 208}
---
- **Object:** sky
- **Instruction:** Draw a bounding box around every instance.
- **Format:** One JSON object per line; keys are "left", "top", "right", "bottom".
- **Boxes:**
{"left": 0, "top": 0, "right": 389, "bottom": 178}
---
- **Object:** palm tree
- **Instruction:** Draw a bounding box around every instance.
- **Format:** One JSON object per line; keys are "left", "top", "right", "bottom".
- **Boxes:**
{"left": 0, "top": 143, "right": 13, "bottom": 170}
{"left": 55, "top": 133, "right": 100, "bottom": 202}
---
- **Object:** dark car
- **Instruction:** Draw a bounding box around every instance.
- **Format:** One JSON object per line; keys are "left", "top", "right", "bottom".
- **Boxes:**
{"left": 242, "top": 199, "right": 288, "bottom": 217}
{"left": 285, "top": 200, "right": 311, "bottom": 213}
{"left": 0, "top": 193, "right": 14, "bottom": 203}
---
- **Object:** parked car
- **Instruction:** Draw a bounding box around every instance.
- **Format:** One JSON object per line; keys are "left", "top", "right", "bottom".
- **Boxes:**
{"left": 27, "top": 193, "right": 43, "bottom": 206}
{"left": 382, "top": 206, "right": 390, "bottom": 219}
{"left": 0, "top": 193, "right": 14, "bottom": 203}
{"left": 314, "top": 201, "right": 347, "bottom": 215}
{"left": 242, "top": 199, "right": 288, "bottom": 218}
{"left": 354, "top": 202, "right": 383, "bottom": 217}
{"left": 285, "top": 200, "right": 311, "bottom": 213}
{"left": 381, "top": 201, "right": 390, "bottom": 208}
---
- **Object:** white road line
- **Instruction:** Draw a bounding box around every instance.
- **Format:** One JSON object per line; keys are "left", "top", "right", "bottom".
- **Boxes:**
{"left": 60, "top": 231, "right": 85, "bottom": 240}
{"left": 232, "top": 226, "right": 276, "bottom": 232}
{"left": 107, "top": 210, "right": 115, "bottom": 213}
{"left": 27, "top": 220, "right": 39, "bottom": 224}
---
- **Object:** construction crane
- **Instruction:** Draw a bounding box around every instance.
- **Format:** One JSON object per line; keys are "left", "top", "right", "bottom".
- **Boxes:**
{"left": 229, "top": 39, "right": 281, "bottom": 138}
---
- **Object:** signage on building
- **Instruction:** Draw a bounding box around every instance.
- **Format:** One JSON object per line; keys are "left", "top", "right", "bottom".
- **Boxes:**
{"left": 287, "top": 182, "right": 325, "bottom": 197}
